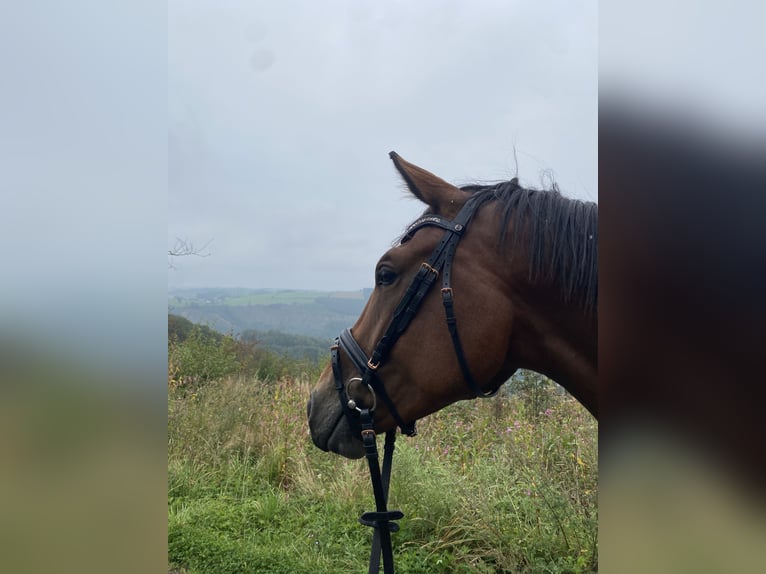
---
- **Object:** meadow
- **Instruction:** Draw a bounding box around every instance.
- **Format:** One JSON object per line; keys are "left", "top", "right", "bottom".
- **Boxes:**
{"left": 168, "top": 328, "right": 597, "bottom": 573}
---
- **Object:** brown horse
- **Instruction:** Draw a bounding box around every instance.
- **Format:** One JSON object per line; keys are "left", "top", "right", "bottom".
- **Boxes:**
{"left": 308, "top": 153, "right": 597, "bottom": 459}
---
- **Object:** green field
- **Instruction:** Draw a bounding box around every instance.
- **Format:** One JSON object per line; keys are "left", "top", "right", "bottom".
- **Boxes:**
{"left": 168, "top": 288, "right": 365, "bottom": 308}
{"left": 168, "top": 355, "right": 598, "bottom": 573}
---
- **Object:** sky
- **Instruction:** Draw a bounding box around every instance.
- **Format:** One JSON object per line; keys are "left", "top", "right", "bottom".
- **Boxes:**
{"left": 168, "top": 0, "right": 598, "bottom": 291}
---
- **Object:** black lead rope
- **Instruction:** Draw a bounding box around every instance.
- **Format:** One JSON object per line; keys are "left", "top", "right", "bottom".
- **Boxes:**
{"left": 358, "top": 424, "right": 400, "bottom": 574}
{"left": 331, "top": 189, "right": 501, "bottom": 574}
{"left": 331, "top": 344, "right": 402, "bottom": 574}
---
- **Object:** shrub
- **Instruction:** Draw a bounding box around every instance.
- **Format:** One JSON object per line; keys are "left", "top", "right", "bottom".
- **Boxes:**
{"left": 507, "top": 370, "right": 562, "bottom": 419}
{"left": 168, "top": 326, "right": 240, "bottom": 392}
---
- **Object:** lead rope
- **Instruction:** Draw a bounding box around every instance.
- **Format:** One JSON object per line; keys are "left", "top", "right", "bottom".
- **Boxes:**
{"left": 333, "top": 190, "right": 501, "bottom": 573}
{"left": 357, "top": 411, "right": 402, "bottom": 574}
{"left": 332, "top": 341, "right": 403, "bottom": 574}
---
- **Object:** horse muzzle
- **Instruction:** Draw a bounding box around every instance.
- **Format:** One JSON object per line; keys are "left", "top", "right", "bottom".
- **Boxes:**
{"left": 307, "top": 389, "right": 365, "bottom": 459}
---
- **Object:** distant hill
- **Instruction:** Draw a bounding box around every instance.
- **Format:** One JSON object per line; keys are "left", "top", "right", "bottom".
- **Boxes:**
{"left": 240, "top": 329, "right": 331, "bottom": 362}
{"left": 169, "top": 313, "right": 332, "bottom": 363}
{"left": 168, "top": 313, "right": 225, "bottom": 343}
{"left": 168, "top": 287, "right": 372, "bottom": 340}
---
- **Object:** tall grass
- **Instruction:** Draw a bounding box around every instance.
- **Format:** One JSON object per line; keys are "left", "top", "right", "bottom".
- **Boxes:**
{"left": 168, "top": 375, "right": 597, "bottom": 573}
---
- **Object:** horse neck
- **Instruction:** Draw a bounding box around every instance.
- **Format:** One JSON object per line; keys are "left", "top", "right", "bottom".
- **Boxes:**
{"left": 507, "top": 277, "right": 598, "bottom": 417}
{"left": 470, "top": 193, "right": 597, "bottom": 418}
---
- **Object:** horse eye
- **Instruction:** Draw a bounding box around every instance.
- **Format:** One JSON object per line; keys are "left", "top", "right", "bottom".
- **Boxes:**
{"left": 375, "top": 267, "right": 397, "bottom": 286}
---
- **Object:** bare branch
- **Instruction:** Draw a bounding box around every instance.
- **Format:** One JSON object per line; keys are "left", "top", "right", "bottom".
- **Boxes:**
{"left": 168, "top": 237, "right": 212, "bottom": 269}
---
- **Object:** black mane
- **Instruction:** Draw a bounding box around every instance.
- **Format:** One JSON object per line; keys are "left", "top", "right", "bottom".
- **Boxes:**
{"left": 462, "top": 179, "right": 598, "bottom": 315}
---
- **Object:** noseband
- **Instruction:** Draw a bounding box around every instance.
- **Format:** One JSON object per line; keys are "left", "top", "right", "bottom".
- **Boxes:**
{"left": 329, "top": 189, "right": 499, "bottom": 574}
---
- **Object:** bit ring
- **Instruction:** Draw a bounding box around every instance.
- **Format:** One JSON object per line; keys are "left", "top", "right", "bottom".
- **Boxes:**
{"left": 345, "top": 377, "right": 377, "bottom": 412}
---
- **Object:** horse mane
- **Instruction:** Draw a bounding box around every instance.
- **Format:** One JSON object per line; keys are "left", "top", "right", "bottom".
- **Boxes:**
{"left": 395, "top": 178, "right": 598, "bottom": 314}
{"left": 461, "top": 179, "right": 598, "bottom": 315}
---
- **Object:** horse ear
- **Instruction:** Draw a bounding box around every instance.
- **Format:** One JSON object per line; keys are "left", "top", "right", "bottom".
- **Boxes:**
{"left": 389, "top": 151, "right": 465, "bottom": 216}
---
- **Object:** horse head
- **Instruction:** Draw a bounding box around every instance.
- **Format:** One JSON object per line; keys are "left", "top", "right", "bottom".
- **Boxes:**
{"left": 308, "top": 153, "right": 597, "bottom": 458}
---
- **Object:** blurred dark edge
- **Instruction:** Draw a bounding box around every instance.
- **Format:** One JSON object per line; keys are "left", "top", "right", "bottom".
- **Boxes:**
{"left": 599, "top": 97, "right": 766, "bottom": 571}
{"left": 0, "top": 1, "right": 167, "bottom": 573}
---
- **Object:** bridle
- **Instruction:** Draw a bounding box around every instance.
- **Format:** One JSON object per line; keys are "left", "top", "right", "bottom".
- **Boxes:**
{"left": 330, "top": 189, "right": 500, "bottom": 574}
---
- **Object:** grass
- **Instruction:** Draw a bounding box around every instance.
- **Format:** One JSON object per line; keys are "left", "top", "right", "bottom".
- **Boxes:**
{"left": 168, "top": 374, "right": 597, "bottom": 573}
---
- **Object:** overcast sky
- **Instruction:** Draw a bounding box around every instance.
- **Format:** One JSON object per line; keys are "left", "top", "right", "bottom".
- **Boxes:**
{"left": 168, "top": 0, "right": 597, "bottom": 291}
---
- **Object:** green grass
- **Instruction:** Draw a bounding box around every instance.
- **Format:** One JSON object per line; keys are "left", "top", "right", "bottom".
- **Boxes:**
{"left": 168, "top": 375, "right": 597, "bottom": 573}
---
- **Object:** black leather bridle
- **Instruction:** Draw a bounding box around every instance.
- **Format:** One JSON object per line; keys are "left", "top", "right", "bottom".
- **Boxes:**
{"left": 330, "top": 189, "right": 500, "bottom": 574}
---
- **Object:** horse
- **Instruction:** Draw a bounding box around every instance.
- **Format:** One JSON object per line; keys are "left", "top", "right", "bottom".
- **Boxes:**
{"left": 307, "top": 152, "right": 597, "bottom": 459}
